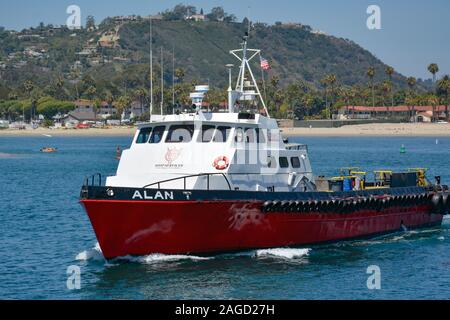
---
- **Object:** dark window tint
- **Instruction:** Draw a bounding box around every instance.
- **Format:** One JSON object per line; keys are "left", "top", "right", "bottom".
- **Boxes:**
{"left": 136, "top": 127, "right": 152, "bottom": 144}
{"left": 149, "top": 126, "right": 165, "bottom": 144}
{"left": 279, "top": 157, "right": 289, "bottom": 168}
{"left": 199, "top": 125, "right": 216, "bottom": 143}
{"left": 235, "top": 127, "right": 244, "bottom": 143}
{"left": 214, "top": 126, "right": 231, "bottom": 143}
{"left": 256, "top": 128, "right": 266, "bottom": 144}
{"left": 166, "top": 125, "right": 195, "bottom": 143}
{"left": 291, "top": 157, "right": 301, "bottom": 168}
{"left": 245, "top": 128, "right": 256, "bottom": 143}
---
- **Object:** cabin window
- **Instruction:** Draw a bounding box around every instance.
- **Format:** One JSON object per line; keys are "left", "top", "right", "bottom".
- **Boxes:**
{"left": 235, "top": 127, "right": 244, "bottom": 143}
{"left": 166, "top": 125, "right": 195, "bottom": 143}
{"left": 256, "top": 128, "right": 266, "bottom": 144}
{"left": 291, "top": 157, "right": 301, "bottom": 169}
{"left": 149, "top": 126, "right": 165, "bottom": 144}
{"left": 279, "top": 157, "right": 289, "bottom": 168}
{"left": 136, "top": 127, "right": 152, "bottom": 144}
{"left": 244, "top": 128, "right": 256, "bottom": 143}
{"left": 199, "top": 125, "right": 216, "bottom": 143}
{"left": 214, "top": 126, "right": 231, "bottom": 143}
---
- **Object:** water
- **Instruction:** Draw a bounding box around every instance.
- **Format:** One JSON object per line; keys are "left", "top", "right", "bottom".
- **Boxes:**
{"left": 0, "top": 135, "right": 449, "bottom": 300}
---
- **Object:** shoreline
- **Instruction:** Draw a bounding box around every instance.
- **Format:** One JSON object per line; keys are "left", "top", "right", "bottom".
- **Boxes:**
{"left": 0, "top": 123, "right": 449, "bottom": 137}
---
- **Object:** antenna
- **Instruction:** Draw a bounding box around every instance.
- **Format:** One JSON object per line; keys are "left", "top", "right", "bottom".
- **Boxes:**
{"left": 172, "top": 44, "right": 175, "bottom": 114}
{"left": 160, "top": 47, "right": 164, "bottom": 116}
{"left": 149, "top": 17, "right": 153, "bottom": 120}
{"left": 229, "top": 25, "right": 270, "bottom": 118}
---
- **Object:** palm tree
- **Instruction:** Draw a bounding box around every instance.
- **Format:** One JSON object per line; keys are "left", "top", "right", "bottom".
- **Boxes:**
{"left": 407, "top": 77, "right": 417, "bottom": 121}
{"left": 381, "top": 80, "right": 392, "bottom": 108}
{"left": 367, "top": 67, "right": 376, "bottom": 107}
{"left": 428, "top": 63, "right": 439, "bottom": 83}
{"left": 437, "top": 75, "right": 450, "bottom": 120}
{"left": 385, "top": 66, "right": 395, "bottom": 110}
{"left": 23, "top": 80, "right": 34, "bottom": 123}
{"left": 428, "top": 95, "right": 440, "bottom": 122}
{"left": 175, "top": 68, "right": 185, "bottom": 83}
{"left": 327, "top": 74, "right": 337, "bottom": 112}
{"left": 55, "top": 75, "right": 65, "bottom": 100}
{"left": 133, "top": 88, "right": 147, "bottom": 116}
{"left": 116, "top": 95, "right": 132, "bottom": 124}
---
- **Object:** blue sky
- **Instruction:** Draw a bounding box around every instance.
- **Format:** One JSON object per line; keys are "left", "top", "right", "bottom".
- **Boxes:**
{"left": 0, "top": 0, "right": 448, "bottom": 79}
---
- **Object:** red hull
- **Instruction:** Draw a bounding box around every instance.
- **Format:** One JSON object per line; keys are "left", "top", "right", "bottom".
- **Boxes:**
{"left": 81, "top": 199, "right": 443, "bottom": 259}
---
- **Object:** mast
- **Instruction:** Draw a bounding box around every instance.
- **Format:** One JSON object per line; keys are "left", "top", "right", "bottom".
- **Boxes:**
{"left": 160, "top": 47, "right": 164, "bottom": 116}
{"left": 149, "top": 17, "right": 153, "bottom": 120}
{"left": 172, "top": 45, "right": 175, "bottom": 113}
{"left": 229, "top": 30, "right": 270, "bottom": 117}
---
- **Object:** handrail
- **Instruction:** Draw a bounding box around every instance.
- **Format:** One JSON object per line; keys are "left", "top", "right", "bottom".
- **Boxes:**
{"left": 143, "top": 173, "right": 233, "bottom": 191}
{"left": 83, "top": 173, "right": 103, "bottom": 187}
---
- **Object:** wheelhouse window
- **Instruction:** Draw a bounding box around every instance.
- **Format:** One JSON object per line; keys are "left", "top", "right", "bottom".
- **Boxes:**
{"left": 244, "top": 128, "right": 256, "bottom": 143}
{"left": 136, "top": 127, "right": 152, "bottom": 144}
{"left": 149, "top": 126, "right": 165, "bottom": 144}
{"left": 166, "top": 125, "right": 195, "bottom": 143}
{"left": 279, "top": 157, "right": 289, "bottom": 168}
{"left": 256, "top": 128, "right": 266, "bottom": 144}
{"left": 291, "top": 157, "right": 301, "bottom": 169}
{"left": 235, "top": 127, "right": 244, "bottom": 143}
{"left": 214, "top": 126, "right": 231, "bottom": 143}
{"left": 198, "top": 125, "right": 216, "bottom": 143}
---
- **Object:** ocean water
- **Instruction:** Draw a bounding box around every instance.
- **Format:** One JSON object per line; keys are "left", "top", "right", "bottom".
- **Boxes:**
{"left": 0, "top": 135, "right": 449, "bottom": 300}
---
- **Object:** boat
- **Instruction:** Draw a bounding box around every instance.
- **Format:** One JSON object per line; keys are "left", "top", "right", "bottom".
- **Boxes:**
{"left": 80, "top": 34, "right": 449, "bottom": 260}
{"left": 40, "top": 147, "right": 58, "bottom": 153}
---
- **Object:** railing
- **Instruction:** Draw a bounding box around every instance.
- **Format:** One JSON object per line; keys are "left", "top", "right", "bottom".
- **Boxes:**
{"left": 143, "top": 173, "right": 233, "bottom": 191}
{"left": 83, "top": 173, "right": 103, "bottom": 187}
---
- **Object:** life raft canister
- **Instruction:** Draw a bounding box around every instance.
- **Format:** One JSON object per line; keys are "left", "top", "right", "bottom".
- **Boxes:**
{"left": 213, "top": 156, "right": 230, "bottom": 170}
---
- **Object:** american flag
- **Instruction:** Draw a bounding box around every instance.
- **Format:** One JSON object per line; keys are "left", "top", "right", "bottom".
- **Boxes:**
{"left": 260, "top": 57, "right": 271, "bottom": 70}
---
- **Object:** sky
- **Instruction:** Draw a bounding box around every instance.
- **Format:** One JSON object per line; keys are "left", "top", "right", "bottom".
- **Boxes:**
{"left": 0, "top": 0, "right": 449, "bottom": 80}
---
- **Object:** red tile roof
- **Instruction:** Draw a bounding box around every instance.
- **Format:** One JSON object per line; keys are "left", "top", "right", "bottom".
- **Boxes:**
{"left": 341, "top": 106, "right": 448, "bottom": 112}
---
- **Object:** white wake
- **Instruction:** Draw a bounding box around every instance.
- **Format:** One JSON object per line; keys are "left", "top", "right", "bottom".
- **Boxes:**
{"left": 75, "top": 243, "right": 105, "bottom": 261}
{"left": 255, "top": 248, "right": 311, "bottom": 259}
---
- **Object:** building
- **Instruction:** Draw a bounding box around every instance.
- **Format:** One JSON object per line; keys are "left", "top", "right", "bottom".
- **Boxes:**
{"left": 186, "top": 14, "right": 206, "bottom": 22}
{"left": 74, "top": 100, "right": 117, "bottom": 119}
{"left": 338, "top": 105, "right": 449, "bottom": 122}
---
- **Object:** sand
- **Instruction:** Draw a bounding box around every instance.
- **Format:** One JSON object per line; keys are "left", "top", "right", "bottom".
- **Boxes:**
{"left": 1, "top": 123, "right": 450, "bottom": 137}
{"left": 281, "top": 123, "right": 450, "bottom": 137}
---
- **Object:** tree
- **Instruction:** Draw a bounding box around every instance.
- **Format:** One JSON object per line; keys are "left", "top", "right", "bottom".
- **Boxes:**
{"left": 367, "top": 67, "right": 376, "bottom": 108}
{"left": 428, "top": 95, "right": 440, "bottom": 122}
{"left": 86, "top": 15, "right": 96, "bottom": 30}
{"left": 208, "top": 7, "right": 226, "bottom": 22}
{"left": 428, "top": 63, "right": 439, "bottom": 83}
{"left": 85, "top": 85, "right": 97, "bottom": 100}
{"left": 385, "top": 66, "right": 395, "bottom": 109}
{"left": 407, "top": 77, "right": 417, "bottom": 121}
{"left": 437, "top": 75, "right": 450, "bottom": 120}
{"left": 175, "top": 68, "right": 185, "bottom": 83}
{"left": 116, "top": 95, "right": 132, "bottom": 123}
{"left": 23, "top": 80, "right": 34, "bottom": 122}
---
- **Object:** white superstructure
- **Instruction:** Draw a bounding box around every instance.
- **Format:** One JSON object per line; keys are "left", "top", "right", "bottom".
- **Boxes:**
{"left": 105, "top": 34, "right": 315, "bottom": 192}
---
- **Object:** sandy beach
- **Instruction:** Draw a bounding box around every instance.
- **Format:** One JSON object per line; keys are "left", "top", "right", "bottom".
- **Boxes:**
{"left": 281, "top": 123, "right": 450, "bottom": 137}
{"left": 1, "top": 123, "right": 450, "bottom": 137}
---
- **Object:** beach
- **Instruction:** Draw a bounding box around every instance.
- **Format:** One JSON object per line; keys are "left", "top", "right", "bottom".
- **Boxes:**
{"left": 1, "top": 123, "right": 450, "bottom": 137}
{"left": 281, "top": 123, "right": 450, "bottom": 137}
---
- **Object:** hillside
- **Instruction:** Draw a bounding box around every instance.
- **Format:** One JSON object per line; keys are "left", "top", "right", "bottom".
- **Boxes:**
{"left": 0, "top": 18, "right": 412, "bottom": 92}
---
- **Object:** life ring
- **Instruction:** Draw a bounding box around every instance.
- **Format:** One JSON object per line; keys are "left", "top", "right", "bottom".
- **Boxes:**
{"left": 213, "top": 156, "right": 229, "bottom": 170}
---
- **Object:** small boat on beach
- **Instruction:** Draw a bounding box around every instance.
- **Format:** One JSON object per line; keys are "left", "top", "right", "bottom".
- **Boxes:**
{"left": 80, "top": 34, "right": 448, "bottom": 260}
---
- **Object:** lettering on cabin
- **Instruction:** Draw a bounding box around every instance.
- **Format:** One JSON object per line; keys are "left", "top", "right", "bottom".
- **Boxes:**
{"left": 132, "top": 190, "right": 174, "bottom": 200}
